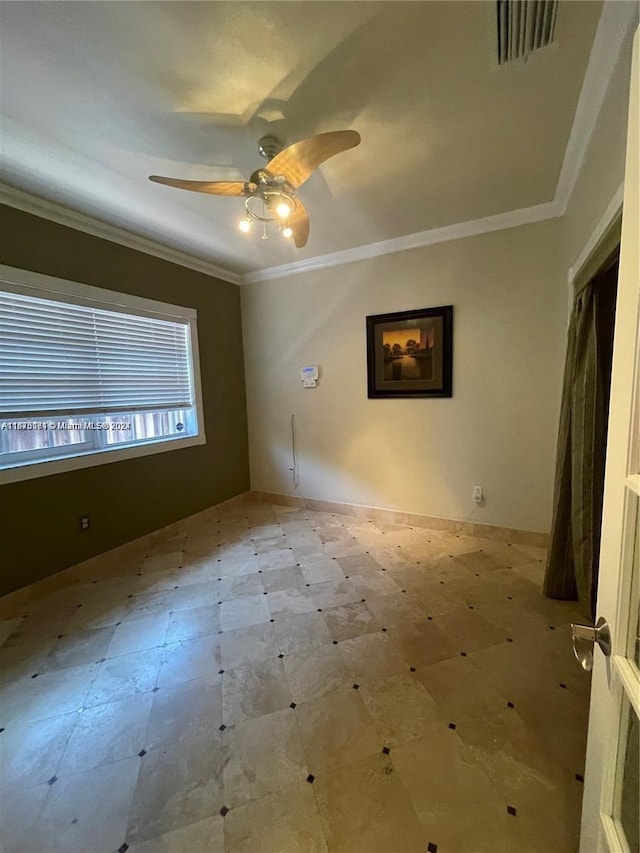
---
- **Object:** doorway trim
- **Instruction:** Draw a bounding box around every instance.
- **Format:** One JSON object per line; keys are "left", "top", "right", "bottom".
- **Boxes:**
{"left": 567, "top": 183, "right": 624, "bottom": 321}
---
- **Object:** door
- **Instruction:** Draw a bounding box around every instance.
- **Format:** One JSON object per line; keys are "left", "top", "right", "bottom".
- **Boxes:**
{"left": 579, "top": 27, "right": 640, "bottom": 853}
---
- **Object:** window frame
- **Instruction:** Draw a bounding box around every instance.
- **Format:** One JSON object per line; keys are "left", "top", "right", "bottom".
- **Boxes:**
{"left": 0, "top": 265, "right": 206, "bottom": 485}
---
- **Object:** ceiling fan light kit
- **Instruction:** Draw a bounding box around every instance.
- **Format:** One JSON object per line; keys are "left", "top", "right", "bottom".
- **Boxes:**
{"left": 148, "top": 129, "right": 361, "bottom": 249}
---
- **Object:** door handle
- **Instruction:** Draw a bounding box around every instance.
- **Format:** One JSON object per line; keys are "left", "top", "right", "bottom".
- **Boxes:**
{"left": 570, "top": 617, "right": 612, "bottom": 671}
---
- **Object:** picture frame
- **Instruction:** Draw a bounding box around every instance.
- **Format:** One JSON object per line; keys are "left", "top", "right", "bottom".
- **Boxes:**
{"left": 366, "top": 305, "right": 453, "bottom": 398}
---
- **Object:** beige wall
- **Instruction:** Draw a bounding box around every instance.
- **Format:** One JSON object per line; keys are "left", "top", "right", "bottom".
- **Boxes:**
{"left": 241, "top": 23, "right": 638, "bottom": 537}
{"left": 241, "top": 219, "right": 566, "bottom": 534}
{"left": 562, "top": 26, "right": 635, "bottom": 272}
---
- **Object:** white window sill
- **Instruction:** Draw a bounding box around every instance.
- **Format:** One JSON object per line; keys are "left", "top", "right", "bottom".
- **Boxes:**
{"left": 0, "top": 433, "right": 207, "bottom": 485}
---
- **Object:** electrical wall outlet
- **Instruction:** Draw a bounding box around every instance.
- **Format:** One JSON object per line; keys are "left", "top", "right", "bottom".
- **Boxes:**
{"left": 473, "top": 485, "right": 483, "bottom": 504}
{"left": 79, "top": 515, "right": 90, "bottom": 531}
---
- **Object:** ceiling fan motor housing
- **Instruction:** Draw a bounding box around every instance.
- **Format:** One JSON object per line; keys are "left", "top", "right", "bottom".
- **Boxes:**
{"left": 257, "top": 135, "right": 283, "bottom": 161}
{"left": 249, "top": 168, "right": 296, "bottom": 199}
{"left": 249, "top": 168, "right": 273, "bottom": 187}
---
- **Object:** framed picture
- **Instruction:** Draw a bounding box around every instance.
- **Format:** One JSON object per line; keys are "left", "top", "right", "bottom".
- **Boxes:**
{"left": 366, "top": 305, "right": 453, "bottom": 398}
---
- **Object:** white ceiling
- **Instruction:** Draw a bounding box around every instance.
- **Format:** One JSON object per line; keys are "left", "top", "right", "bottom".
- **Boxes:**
{"left": 0, "top": 1, "right": 607, "bottom": 277}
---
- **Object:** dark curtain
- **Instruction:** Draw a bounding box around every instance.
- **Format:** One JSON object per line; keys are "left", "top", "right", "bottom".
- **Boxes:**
{"left": 544, "top": 255, "right": 619, "bottom": 619}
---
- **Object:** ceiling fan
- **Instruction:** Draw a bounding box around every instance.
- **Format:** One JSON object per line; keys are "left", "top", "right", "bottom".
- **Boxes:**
{"left": 149, "top": 130, "right": 360, "bottom": 248}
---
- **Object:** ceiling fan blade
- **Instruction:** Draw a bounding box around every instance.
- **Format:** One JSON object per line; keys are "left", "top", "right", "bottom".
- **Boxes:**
{"left": 149, "top": 176, "right": 248, "bottom": 196}
{"left": 289, "top": 198, "right": 310, "bottom": 248}
{"left": 267, "top": 130, "right": 360, "bottom": 189}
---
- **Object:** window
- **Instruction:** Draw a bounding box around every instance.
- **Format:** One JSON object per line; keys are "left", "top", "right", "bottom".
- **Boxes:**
{"left": 0, "top": 265, "right": 205, "bottom": 484}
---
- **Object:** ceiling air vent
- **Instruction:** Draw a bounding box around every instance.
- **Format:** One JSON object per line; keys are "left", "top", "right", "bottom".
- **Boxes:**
{"left": 497, "top": 0, "right": 558, "bottom": 64}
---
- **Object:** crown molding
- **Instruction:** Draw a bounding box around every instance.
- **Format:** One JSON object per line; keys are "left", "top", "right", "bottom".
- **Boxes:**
{"left": 554, "top": 0, "right": 638, "bottom": 215}
{"left": 1, "top": 2, "right": 635, "bottom": 287}
{"left": 1, "top": 176, "right": 560, "bottom": 287}
{"left": 0, "top": 183, "right": 243, "bottom": 286}
{"left": 241, "top": 200, "right": 561, "bottom": 284}
{"left": 568, "top": 181, "right": 624, "bottom": 286}
{"left": 243, "top": 1, "right": 636, "bottom": 285}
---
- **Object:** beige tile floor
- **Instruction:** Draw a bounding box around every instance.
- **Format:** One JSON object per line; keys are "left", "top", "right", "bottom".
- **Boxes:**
{"left": 0, "top": 501, "right": 591, "bottom": 853}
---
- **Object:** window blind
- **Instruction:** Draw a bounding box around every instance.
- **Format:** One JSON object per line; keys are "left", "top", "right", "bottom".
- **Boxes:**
{"left": 0, "top": 289, "right": 194, "bottom": 419}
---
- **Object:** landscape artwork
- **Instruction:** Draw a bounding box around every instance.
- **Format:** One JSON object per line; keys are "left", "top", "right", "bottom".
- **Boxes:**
{"left": 366, "top": 306, "right": 453, "bottom": 398}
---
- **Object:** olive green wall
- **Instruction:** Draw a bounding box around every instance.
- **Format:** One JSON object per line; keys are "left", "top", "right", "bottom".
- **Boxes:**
{"left": 0, "top": 204, "right": 250, "bottom": 596}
